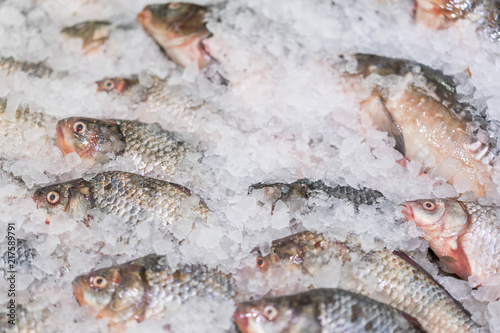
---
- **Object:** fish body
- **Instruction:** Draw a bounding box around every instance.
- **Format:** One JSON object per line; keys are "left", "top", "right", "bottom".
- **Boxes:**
{"left": 234, "top": 288, "right": 424, "bottom": 333}
{"left": 249, "top": 179, "right": 384, "bottom": 213}
{"left": 56, "top": 117, "right": 191, "bottom": 180}
{"left": 402, "top": 198, "right": 500, "bottom": 282}
{"left": 253, "top": 231, "right": 480, "bottom": 333}
{"left": 72, "top": 254, "right": 235, "bottom": 329}
{"left": 0, "top": 56, "right": 58, "bottom": 78}
{"left": 33, "top": 171, "right": 209, "bottom": 226}
{"left": 61, "top": 21, "right": 111, "bottom": 53}
{"left": 349, "top": 54, "right": 495, "bottom": 197}
{"left": 137, "top": 3, "right": 212, "bottom": 68}
{"left": 415, "top": 0, "right": 500, "bottom": 42}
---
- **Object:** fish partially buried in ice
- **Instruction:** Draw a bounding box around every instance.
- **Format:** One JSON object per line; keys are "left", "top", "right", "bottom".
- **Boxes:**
{"left": 137, "top": 2, "right": 213, "bottom": 68}
{"left": 33, "top": 171, "right": 209, "bottom": 226}
{"left": 414, "top": 0, "right": 500, "bottom": 42}
{"left": 72, "top": 254, "right": 236, "bottom": 330}
{"left": 402, "top": 198, "right": 500, "bottom": 283}
{"left": 347, "top": 53, "right": 497, "bottom": 197}
{"left": 249, "top": 179, "right": 384, "bottom": 213}
{"left": 56, "top": 117, "right": 192, "bottom": 180}
{"left": 234, "top": 288, "right": 425, "bottom": 333}
{"left": 251, "top": 231, "right": 480, "bottom": 333}
{"left": 61, "top": 21, "right": 111, "bottom": 54}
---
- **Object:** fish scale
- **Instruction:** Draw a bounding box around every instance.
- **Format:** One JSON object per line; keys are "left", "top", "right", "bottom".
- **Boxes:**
{"left": 255, "top": 231, "right": 480, "bottom": 333}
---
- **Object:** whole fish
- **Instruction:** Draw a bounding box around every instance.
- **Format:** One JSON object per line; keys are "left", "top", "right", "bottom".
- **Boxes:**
{"left": 249, "top": 179, "right": 384, "bottom": 213}
{"left": 415, "top": 0, "right": 500, "bottom": 42}
{"left": 252, "top": 231, "right": 480, "bottom": 333}
{"left": 0, "top": 97, "right": 58, "bottom": 160}
{"left": 72, "top": 254, "right": 236, "bottom": 329}
{"left": 347, "top": 54, "right": 496, "bottom": 197}
{"left": 234, "top": 288, "right": 425, "bottom": 333}
{"left": 33, "top": 171, "right": 209, "bottom": 226}
{"left": 56, "top": 117, "right": 192, "bottom": 180}
{"left": 61, "top": 21, "right": 112, "bottom": 54}
{"left": 137, "top": 3, "right": 213, "bottom": 68}
{"left": 402, "top": 198, "right": 500, "bottom": 283}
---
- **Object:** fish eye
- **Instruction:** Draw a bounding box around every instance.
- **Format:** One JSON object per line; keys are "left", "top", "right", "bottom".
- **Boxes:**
{"left": 103, "top": 79, "right": 115, "bottom": 90}
{"left": 46, "top": 191, "right": 60, "bottom": 205}
{"left": 73, "top": 121, "right": 86, "bottom": 133}
{"left": 256, "top": 256, "right": 268, "bottom": 269}
{"left": 422, "top": 201, "right": 436, "bottom": 211}
{"left": 90, "top": 275, "right": 108, "bottom": 289}
{"left": 262, "top": 305, "right": 278, "bottom": 321}
{"left": 169, "top": 2, "right": 181, "bottom": 9}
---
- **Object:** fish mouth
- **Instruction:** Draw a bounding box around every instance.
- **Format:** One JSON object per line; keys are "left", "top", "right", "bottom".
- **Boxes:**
{"left": 233, "top": 307, "right": 249, "bottom": 333}
{"left": 56, "top": 122, "right": 75, "bottom": 156}
{"left": 137, "top": 9, "right": 150, "bottom": 26}
{"left": 401, "top": 204, "right": 414, "bottom": 221}
{"left": 72, "top": 279, "right": 87, "bottom": 305}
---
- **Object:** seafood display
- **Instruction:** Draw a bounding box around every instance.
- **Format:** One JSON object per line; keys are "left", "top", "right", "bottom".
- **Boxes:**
{"left": 402, "top": 198, "right": 500, "bottom": 283}
{"left": 234, "top": 288, "right": 425, "bottom": 333}
{"left": 73, "top": 254, "right": 236, "bottom": 329}
{"left": 251, "top": 231, "right": 479, "bottom": 333}
{"left": 2, "top": 0, "right": 500, "bottom": 332}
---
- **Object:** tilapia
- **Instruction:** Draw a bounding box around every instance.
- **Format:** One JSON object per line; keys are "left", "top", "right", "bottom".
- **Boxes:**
{"left": 415, "top": 0, "right": 500, "bottom": 42}
{"left": 251, "top": 231, "right": 480, "bottom": 333}
{"left": 346, "top": 53, "right": 496, "bottom": 197}
{"left": 234, "top": 288, "right": 425, "bottom": 333}
{"left": 402, "top": 198, "right": 500, "bottom": 283}
{"left": 33, "top": 171, "right": 209, "bottom": 226}
{"left": 249, "top": 179, "right": 384, "bottom": 213}
{"left": 61, "top": 21, "right": 112, "bottom": 53}
{"left": 137, "top": 3, "right": 213, "bottom": 68}
{"left": 72, "top": 253, "right": 236, "bottom": 329}
{"left": 56, "top": 117, "right": 192, "bottom": 180}
{"left": 0, "top": 97, "right": 58, "bottom": 160}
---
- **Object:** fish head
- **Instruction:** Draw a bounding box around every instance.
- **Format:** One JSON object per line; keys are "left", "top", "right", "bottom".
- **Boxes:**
{"left": 56, "top": 117, "right": 125, "bottom": 164}
{"left": 33, "top": 179, "right": 92, "bottom": 224}
{"left": 402, "top": 199, "right": 468, "bottom": 237}
{"left": 138, "top": 3, "right": 208, "bottom": 38}
{"left": 234, "top": 296, "right": 315, "bottom": 333}
{"left": 61, "top": 21, "right": 111, "bottom": 52}
{"left": 248, "top": 183, "right": 285, "bottom": 206}
{"left": 73, "top": 262, "right": 147, "bottom": 323}
{"left": 96, "top": 77, "right": 138, "bottom": 93}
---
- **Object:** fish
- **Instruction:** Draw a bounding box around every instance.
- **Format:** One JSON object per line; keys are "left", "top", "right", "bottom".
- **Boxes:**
{"left": 402, "top": 198, "right": 500, "bottom": 283}
{"left": 72, "top": 253, "right": 236, "bottom": 329}
{"left": 0, "top": 56, "right": 59, "bottom": 79}
{"left": 346, "top": 53, "right": 496, "bottom": 197}
{"left": 251, "top": 231, "right": 480, "bottom": 333}
{"left": 56, "top": 117, "right": 192, "bottom": 180}
{"left": 33, "top": 171, "right": 209, "bottom": 226}
{"left": 1, "top": 239, "right": 37, "bottom": 278}
{"left": 137, "top": 3, "right": 213, "bottom": 68}
{"left": 0, "top": 97, "right": 58, "bottom": 160}
{"left": 415, "top": 0, "right": 500, "bottom": 42}
{"left": 95, "top": 77, "right": 139, "bottom": 94}
{"left": 234, "top": 288, "right": 425, "bottom": 333}
{"left": 249, "top": 179, "right": 384, "bottom": 213}
{"left": 61, "top": 21, "right": 112, "bottom": 53}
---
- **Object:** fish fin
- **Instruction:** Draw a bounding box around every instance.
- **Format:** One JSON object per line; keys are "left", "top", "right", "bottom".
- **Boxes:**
{"left": 359, "top": 94, "right": 405, "bottom": 155}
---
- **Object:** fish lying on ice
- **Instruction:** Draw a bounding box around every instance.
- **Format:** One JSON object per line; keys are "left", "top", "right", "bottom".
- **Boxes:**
{"left": 61, "top": 21, "right": 112, "bottom": 54}
{"left": 234, "top": 288, "right": 425, "bottom": 333}
{"left": 56, "top": 117, "right": 193, "bottom": 180}
{"left": 0, "top": 56, "right": 59, "bottom": 79}
{"left": 414, "top": 0, "right": 500, "bottom": 42}
{"left": 72, "top": 254, "right": 236, "bottom": 330}
{"left": 249, "top": 179, "right": 384, "bottom": 213}
{"left": 345, "top": 53, "right": 496, "bottom": 197}
{"left": 402, "top": 198, "right": 500, "bottom": 283}
{"left": 33, "top": 171, "right": 209, "bottom": 226}
{"left": 251, "top": 231, "right": 480, "bottom": 333}
{"left": 137, "top": 2, "right": 213, "bottom": 68}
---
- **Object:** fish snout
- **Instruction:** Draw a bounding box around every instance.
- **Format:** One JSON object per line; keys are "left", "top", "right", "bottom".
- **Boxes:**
{"left": 233, "top": 307, "right": 249, "bottom": 332}
{"left": 137, "top": 9, "right": 151, "bottom": 26}
{"left": 401, "top": 203, "right": 414, "bottom": 221}
{"left": 72, "top": 279, "right": 87, "bottom": 305}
